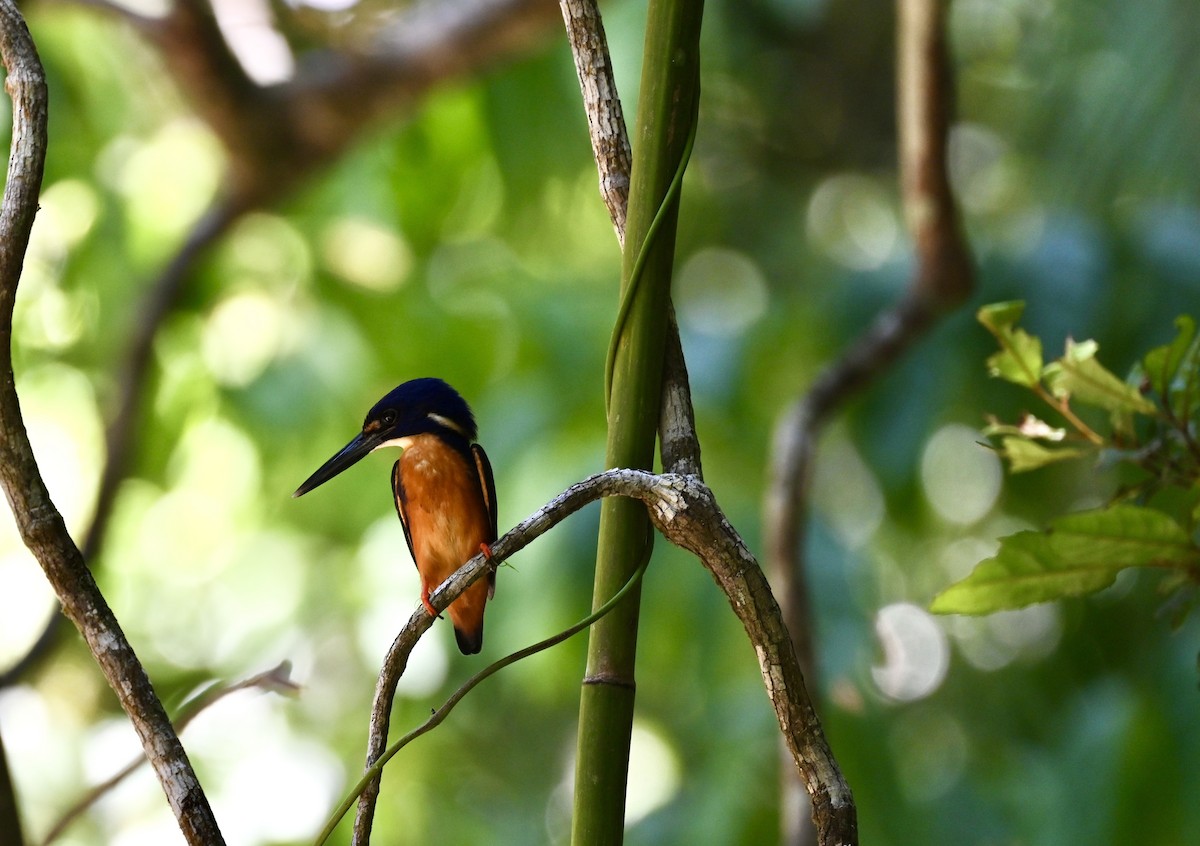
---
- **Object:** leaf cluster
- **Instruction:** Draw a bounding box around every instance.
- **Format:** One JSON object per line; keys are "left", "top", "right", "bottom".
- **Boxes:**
{"left": 933, "top": 303, "right": 1200, "bottom": 617}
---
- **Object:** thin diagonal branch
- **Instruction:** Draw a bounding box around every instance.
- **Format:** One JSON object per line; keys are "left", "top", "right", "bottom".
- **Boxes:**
{"left": 0, "top": 3, "right": 224, "bottom": 844}
{"left": 41, "top": 662, "right": 297, "bottom": 846}
{"left": 0, "top": 195, "right": 248, "bottom": 688}
{"left": 765, "top": 1, "right": 972, "bottom": 843}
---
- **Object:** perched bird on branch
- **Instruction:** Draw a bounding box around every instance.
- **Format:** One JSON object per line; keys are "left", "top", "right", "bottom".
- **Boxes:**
{"left": 294, "top": 378, "right": 498, "bottom": 654}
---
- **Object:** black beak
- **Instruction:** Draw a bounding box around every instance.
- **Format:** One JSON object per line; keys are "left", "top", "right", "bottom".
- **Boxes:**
{"left": 293, "top": 430, "right": 383, "bottom": 498}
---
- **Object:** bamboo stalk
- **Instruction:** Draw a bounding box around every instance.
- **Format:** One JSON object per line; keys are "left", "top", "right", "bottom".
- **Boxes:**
{"left": 571, "top": 0, "right": 704, "bottom": 842}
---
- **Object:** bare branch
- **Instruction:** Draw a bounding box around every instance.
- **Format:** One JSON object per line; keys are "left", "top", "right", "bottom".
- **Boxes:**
{"left": 135, "top": 0, "right": 562, "bottom": 197}
{"left": 897, "top": 0, "right": 973, "bottom": 304}
{"left": 766, "top": 1, "right": 972, "bottom": 842}
{"left": 0, "top": 4, "right": 224, "bottom": 843}
{"left": 350, "top": 469, "right": 854, "bottom": 845}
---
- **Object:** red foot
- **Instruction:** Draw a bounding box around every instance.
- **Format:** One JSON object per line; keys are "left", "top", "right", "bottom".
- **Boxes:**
{"left": 421, "top": 588, "right": 441, "bottom": 619}
{"left": 479, "top": 542, "right": 494, "bottom": 560}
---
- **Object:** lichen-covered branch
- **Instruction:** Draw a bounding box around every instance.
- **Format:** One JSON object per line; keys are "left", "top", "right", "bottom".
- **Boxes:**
{"left": 560, "top": 0, "right": 632, "bottom": 245}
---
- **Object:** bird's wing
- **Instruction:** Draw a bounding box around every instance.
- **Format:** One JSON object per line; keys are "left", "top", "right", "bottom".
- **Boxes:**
{"left": 471, "top": 443, "right": 499, "bottom": 598}
{"left": 471, "top": 444, "right": 498, "bottom": 541}
{"left": 391, "top": 459, "right": 417, "bottom": 567}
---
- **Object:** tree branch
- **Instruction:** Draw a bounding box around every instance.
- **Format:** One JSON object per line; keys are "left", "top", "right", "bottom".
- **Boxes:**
{"left": 350, "top": 469, "right": 855, "bottom": 845}
{"left": 0, "top": 3, "right": 224, "bottom": 843}
{"left": 765, "top": 0, "right": 972, "bottom": 842}
{"left": 560, "top": 0, "right": 632, "bottom": 246}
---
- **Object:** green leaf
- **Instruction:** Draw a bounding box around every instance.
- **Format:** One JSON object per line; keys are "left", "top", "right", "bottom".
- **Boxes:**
{"left": 1142, "top": 315, "right": 1197, "bottom": 398}
{"left": 978, "top": 301, "right": 1044, "bottom": 387}
{"left": 995, "top": 436, "right": 1087, "bottom": 473}
{"left": 931, "top": 505, "right": 1199, "bottom": 614}
{"left": 1044, "top": 338, "right": 1157, "bottom": 415}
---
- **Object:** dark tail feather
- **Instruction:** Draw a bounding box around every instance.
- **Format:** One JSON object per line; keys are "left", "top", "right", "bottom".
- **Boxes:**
{"left": 454, "top": 624, "right": 484, "bottom": 655}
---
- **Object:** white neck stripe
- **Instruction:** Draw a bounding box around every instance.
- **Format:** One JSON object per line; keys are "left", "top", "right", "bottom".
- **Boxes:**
{"left": 427, "top": 412, "right": 469, "bottom": 437}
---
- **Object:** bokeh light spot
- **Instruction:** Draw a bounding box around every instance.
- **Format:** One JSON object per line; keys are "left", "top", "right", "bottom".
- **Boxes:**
{"left": 212, "top": 0, "right": 296, "bottom": 84}
{"left": 321, "top": 216, "right": 412, "bottom": 292}
{"left": 624, "top": 720, "right": 681, "bottom": 826}
{"left": 921, "top": 423, "right": 1002, "bottom": 525}
{"left": 676, "top": 247, "right": 768, "bottom": 336}
{"left": 113, "top": 119, "right": 224, "bottom": 248}
{"left": 806, "top": 174, "right": 899, "bottom": 270}
{"left": 202, "top": 291, "right": 287, "bottom": 386}
{"left": 36, "top": 179, "right": 102, "bottom": 251}
{"left": 0, "top": 552, "right": 56, "bottom": 666}
{"left": 812, "top": 434, "right": 885, "bottom": 549}
{"left": 947, "top": 603, "right": 1062, "bottom": 672}
{"left": 224, "top": 212, "right": 314, "bottom": 288}
{"left": 889, "top": 709, "right": 969, "bottom": 802}
{"left": 20, "top": 364, "right": 104, "bottom": 533}
{"left": 872, "top": 602, "right": 949, "bottom": 701}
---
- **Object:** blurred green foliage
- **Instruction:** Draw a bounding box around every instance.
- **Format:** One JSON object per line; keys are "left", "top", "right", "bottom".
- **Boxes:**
{"left": 0, "top": 1, "right": 1198, "bottom": 845}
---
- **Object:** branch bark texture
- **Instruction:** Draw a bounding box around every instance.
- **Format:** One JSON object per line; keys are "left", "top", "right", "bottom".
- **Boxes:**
{"left": 0, "top": 3, "right": 224, "bottom": 843}
{"left": 560, "top": 0, "right": 633, "bottom": 246}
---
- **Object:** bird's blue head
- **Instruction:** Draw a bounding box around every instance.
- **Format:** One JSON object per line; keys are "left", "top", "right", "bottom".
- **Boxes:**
{"left": 293, "top": 377, "right": 477, "bottom": 498}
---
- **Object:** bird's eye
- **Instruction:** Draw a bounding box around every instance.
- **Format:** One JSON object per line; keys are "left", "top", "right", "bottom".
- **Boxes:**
{"left": 381, "top": 410, "right": 397, "bottom": 426}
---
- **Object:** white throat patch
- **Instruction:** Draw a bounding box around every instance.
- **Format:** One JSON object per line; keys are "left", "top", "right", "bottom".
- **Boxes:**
{"left": 372, "top": 435, "right": 415, "bottom": 452}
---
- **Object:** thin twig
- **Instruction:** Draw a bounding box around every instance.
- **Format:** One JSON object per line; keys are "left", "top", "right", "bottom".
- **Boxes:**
{"left": 0, "top": 3, "right": 225, "bottom": 843}
{"left": 41, "top": 662, "right": 298, "bottom": 846}
{"left": 766, "top": 0, "right": 972, "bottom": 842}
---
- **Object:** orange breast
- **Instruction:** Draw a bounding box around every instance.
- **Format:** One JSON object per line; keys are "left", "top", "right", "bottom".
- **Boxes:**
{"left": 398, "top": 435, "right": 493, "bottom": 651}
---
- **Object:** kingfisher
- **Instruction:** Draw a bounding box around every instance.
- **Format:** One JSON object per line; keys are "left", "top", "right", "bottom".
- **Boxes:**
{"left": 293, "top": 378, "right": 498, "bottom": 654}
